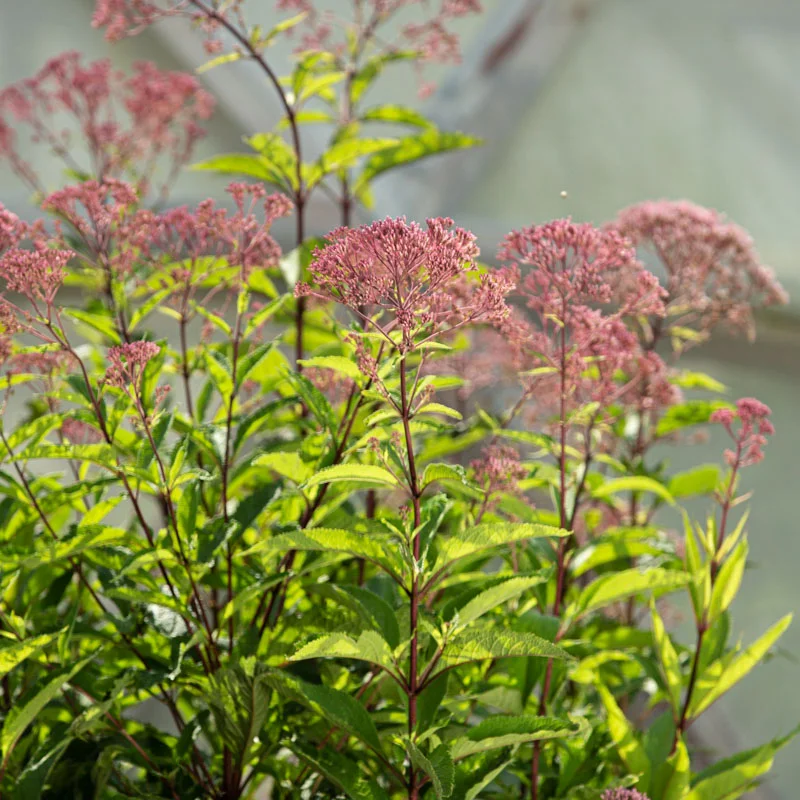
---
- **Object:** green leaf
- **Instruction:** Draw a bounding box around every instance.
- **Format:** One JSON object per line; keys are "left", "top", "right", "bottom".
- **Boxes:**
{"left": 450, "top": 716, "right": 582, "bottom": 760}
{"left": 651, "top": 603, "right": 682, "bottom": 712}
{"left": 574, "top": 568, "right": 689, "bottom": 616}
{"left": 253, "top": 451, "right": 312, "bottom": 484}
{"left": 1, "top": 655, "right": 93, "bottom": 762}
{"left": 570, "top": 532, "right": 664, "bottom": 577}
{"left": 243, "top": 527, "right": 401, "bottom": 579}
{"left": 298, "top": 355, "right": 364, "bottom": 385}
{"left": 598, "top": 684, "right": 651, "bottom": 790}
{"left": 12, "top": 734, "right": 72, "bottom": 800}
{"left": 657, "top": 400, "right": 730, "bottom": 437}
{"left": 290, "top": 631, "right": 398, "bottom": 679}
{"left": 244, "top": 294, "right": 287, "bottom": 336}
{"left": 422, "top": 462, "right": 467, "bottom": 489}
{"left": 708, "top": 538, "right": 747, "bottom": 625}
{"left": 292, "top": 741, "right": 389, "bottom": 800}
{"left": 435, "top": 629, "right": 571, "bottom": 676}
{"left": 192, "top": 153, "right": 288, "bottom": 188}
{"left": 431, "top": 523, "right": 569, "bottom": 578}
{"left": 267, "top": 671, "right": 382, "bottom": 753}
{"left": 686, "top": 725, "right": 800, "bottom": 800}
{"left": 416, "top": 403, "right": 462, "bottom": 421}
{"left": 689, "top": 614, "right": 792, "bottom": 718}
{"left": 338, "top": 585, "right": 401, "bottom": 649}
{"left": 208, "top": 665, "right": 270, "bottom": 766}
{"left": 592, "top": 476, "right": 674, "bottom": 505}
{"left": 361, "top": 104, "right": 433, "bottom": 129}
{"left": 407, "top": 741, "right": 454, "bottom": 799}
{"left": 651, "top": 738, "right": 689, "bottom": 800}
{"left": 670, "top": 370, "right": 726, "bottom": 393}
{"left": 0, "top": 633, "right": 61, "bottom": 679}
{"left": 63, "top": 308, "right": 121, "bottom": 344}
{"left": 354, "top": 130, "right": 482, "bottom": 196}
{"left": 204, "top": 350, "right": 233, "bottom": 399}
{"left": 451, "top": 575, "right": 548, "bottom": 633}
{"left": 668, "top": 465, "right": 721, "bottom": 499}
{"left": 316, "top": 137, "right": 400, "bottom": 179}
{"left": 196, "top": 51, "right": 242, "bottom": 73}
{"left": 302, "top": 464, "right": 398, "bottom": 490}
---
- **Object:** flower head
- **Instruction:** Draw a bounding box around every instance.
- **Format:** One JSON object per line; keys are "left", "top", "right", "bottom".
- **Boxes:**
{"left": 611, "top": 200, "right": 788, "bottom": 343}
{"left": 712, "top": 396, "right": 774, "bottom": 468}
{"left": 471, "top": 444, "right": 527, "bottom": 498}
{"left": 297, "top": 216, "right": 508, "bottom": 352}
{"left": 601, "top": 789, "right": 651, "bottom": 800}
{"left": 104, "top": 340, "right": 160, "bottom": 388}
{"left": 0, "top": 52, "right": 214, "bottom": 197}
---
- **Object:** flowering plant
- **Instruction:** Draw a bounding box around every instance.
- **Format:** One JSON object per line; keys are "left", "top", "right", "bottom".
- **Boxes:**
{"left": 0, "top": 3, "right": 795, "bottom": 799}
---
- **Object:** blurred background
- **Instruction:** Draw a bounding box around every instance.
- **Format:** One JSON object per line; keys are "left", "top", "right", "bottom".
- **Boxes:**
{"left": 1, "top": 0, "right": 798, "bottom": 796}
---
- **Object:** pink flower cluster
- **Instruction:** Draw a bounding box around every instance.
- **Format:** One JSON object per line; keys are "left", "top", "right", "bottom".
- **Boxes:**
{"left": 495, "top": 220, "right": 668, "bottom": 424}
{"left": 611, "top": 200, "right": 788, "bottom": 342}
{"left": 0, "top": 52, "right": 214, "bottom": 197}
{"left": 104, "top": 340, "right": 161, "bottom": 388}
{"left": 296, "top": 216, "right": 510, "bottom": 352}
{"left": 711, "top": 397, "right": 774, "bottom": 468}
{"left": 143, "top": 183, "right": 291, "bottom": 286}
{"left": 601, "top": 790, "right": 650, "bottom": 800}
{"left": 471, "top": 444, "right": 527, "bottom": 498}
{"left": 275, "top": 1, "right": 482, "bottom": 71}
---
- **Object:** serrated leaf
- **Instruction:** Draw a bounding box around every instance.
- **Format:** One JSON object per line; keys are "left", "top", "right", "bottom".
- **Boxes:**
{"left": 689, "top": 614, "right": 792, "bottom": 718}
{"left": 290, "top": 631, "right": 398, "bottom": 679}
{"left": 361, "top": 104, "right": 433, "bottom": 128}
{"left": 592, "top": 476, "right": 674, "bottom": 505}
{"left": 435, "top": 629, "right": 571, "bottom": 676}
{"left": 267, "top": 671, "right": 382, "bottom": 753}
{"left": 197, "top": 51, "right": 242, "bottom": 73}
{"left": 451, "top": 575, "right": 548, "bottom": 632}
{"left": 416, "top": 403, "right": 462, "bottom": 420}
{"left": 1, "top": 655, "right": 93, "bottom": 761}
{"left": 408, "top": 741, "right": 454, "bottom": 799}
{"left": 0, "top": 633, "right": 61, "bottom": 679}
{"left": 686, "top": 725, "right": 800, "bottom": 800}
{"left": 422, "top": 462, "right": 467, "bottom": 489}
{"left": 298, "top": 355, "right": 363, "bottom": 384}
{"left": 302, "top": 464, "right": 398, "bottom": 489}
{"left": 451, "top": 716, "right": 581, "bottom": 760}
{"left": 253, "top": 451, "right": 312, "bottom": 484}
{"left": 575, "top": 568, "right": 689, "bottom": 616}
{"left": 292, "top": 741, "right": 389, "bottom": 800}
{"left": 668, "top": 465, "right": 721, "bottom": 499}
{"left": 243, "top": 527, "right": 402, "bottom": 579}
{"left": 431, "top": 523, "right": 569, "bottom": 578}
{"left": 570, "top": 534, "right": 664, "bottom": 578}
{"left": 354, "top": 130, "right": 481, "bottom": 194}
{"left": 192, "top": 153, "right": 287, "bottom": 189}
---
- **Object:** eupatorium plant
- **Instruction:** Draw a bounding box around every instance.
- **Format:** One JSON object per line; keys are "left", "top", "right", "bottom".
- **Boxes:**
{"left": 0, "top": 2, "right": 795, "bottom": 800}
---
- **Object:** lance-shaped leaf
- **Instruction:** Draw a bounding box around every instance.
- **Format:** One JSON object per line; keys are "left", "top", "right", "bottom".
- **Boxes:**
{"left": 298, "top": 355, "right": 364, "bottom": 385}
{"left": 689, "top": 614, "right": 792, "bottom": 718}
{"left": 431, "top": 523, "right": 569, "bottom": 579}
{"left": 252, "top": 451, "right": 312, "bottom": 484}
{"left": 1, "top": 655, "right": 94, "bottom": 763}
{"left": 450, "top": 574, "right": 549, "bottom": 633}
{"left": 407, "top": 741, "right": 454, "bottom": 799}
{"left": 573, "top": 568, "right": 689, "bottom": 617}
{"left": 433, "top": 629, "right": 571, "bottom": 677}
{"left": 242, "top": 528, "right": 402, "bottom": 580}
{"left": 266, "top": 671, "right": 382, "bottom": 753}
{"left": 651, "top": 602, "right": 682, "bottom": 712}
{"left": 291, "top": 741, "right": 389, "bottom": 800}
{"left": 598, "top": 684, "right": 651, "bottom": 791}
{"left": 0, "top": 633, "right": 62, "bottom": 679}
{"left": 686, "top": 724, "right": 800, "bottom": 800}
{"left": 302, "top": 464, "right": 399, "bottom": 490}
{"left": 354, "top": 130, "right": 481, "bottom": 196}
{"left": 570, "top": 535, "right": 664, "bottom": 578}
{"left": 592, "top": 476, "right": 674, "bottom": 505}
{"left": 290, "top": 631, "right": 400, "bottom": 681}
{"left": 450, "top": 716, "right": 583, "bottom": 760}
